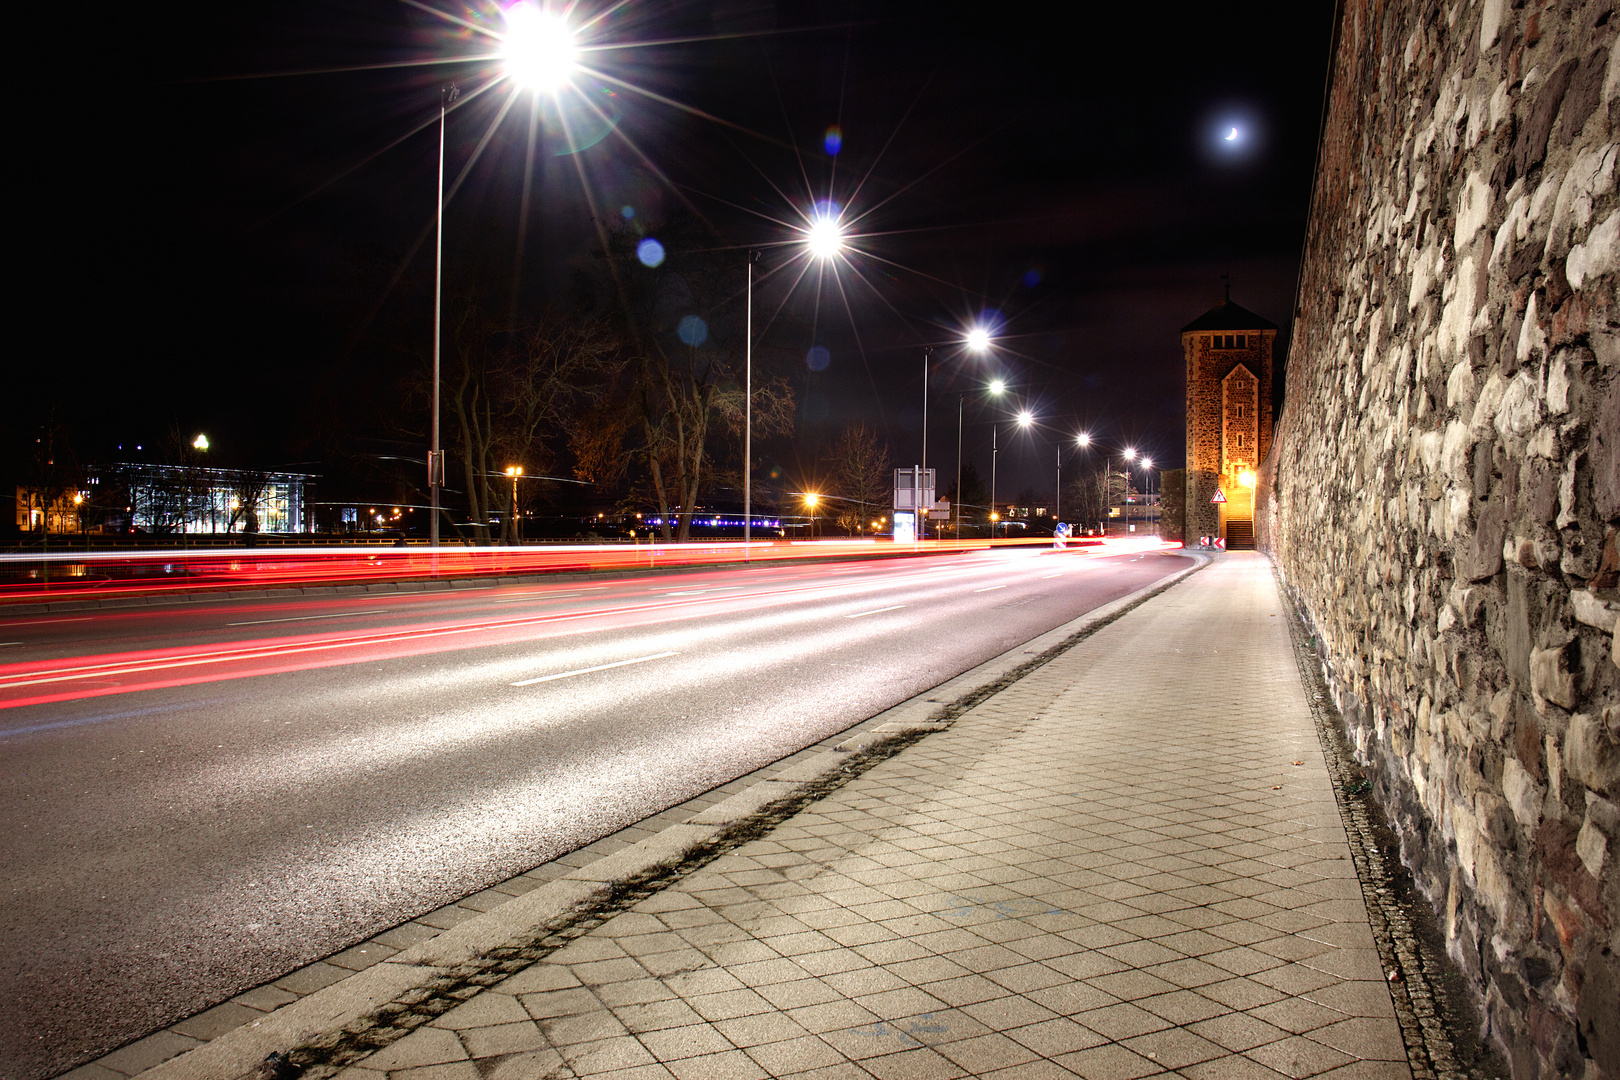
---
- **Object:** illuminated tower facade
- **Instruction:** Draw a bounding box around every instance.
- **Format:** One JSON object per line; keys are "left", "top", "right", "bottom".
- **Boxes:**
{"left": 1182, "top": 297, "right": 1277, "bottom": 548}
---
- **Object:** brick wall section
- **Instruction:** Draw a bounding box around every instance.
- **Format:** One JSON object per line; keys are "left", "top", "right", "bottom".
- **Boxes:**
{"left": 1185, "top": 327, "right": 1276, "bottom": 539}
{"left": 1257, "top": 2, "right": 1620, "bottom": 1076}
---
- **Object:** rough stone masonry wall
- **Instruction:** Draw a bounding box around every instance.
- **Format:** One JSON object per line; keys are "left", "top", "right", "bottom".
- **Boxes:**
{"left": 1257, "top": 1, "right": 1620, "bottom": 1076}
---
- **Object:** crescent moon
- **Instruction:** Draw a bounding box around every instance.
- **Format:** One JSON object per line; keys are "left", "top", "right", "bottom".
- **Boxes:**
{"left": 1225, "top": 127, "right": 1239, "bottom": 141}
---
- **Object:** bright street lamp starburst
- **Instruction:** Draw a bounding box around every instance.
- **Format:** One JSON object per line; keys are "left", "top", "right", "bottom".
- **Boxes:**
{"left": 805, "top": 215, "right": 846, "bottom": 260}
{"left": 501, "top": 3, "right": 579, "bottom": 92}
{"left": 965, "top": 326, "right": 992, "bottom": 352}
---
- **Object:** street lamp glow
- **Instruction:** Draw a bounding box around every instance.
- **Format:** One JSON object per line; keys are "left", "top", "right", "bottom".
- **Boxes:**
{"left": 501, "top": 3, "right": 578, "bottom": 92}
{"left": 988, "top": 379, "right": 1006, "bottom": 396}
{"left": 805, "top": 215, "right": 845, "bottom": 259}
{"left": 1239, "top": 468, "right": 1257, "bottom": 489}
{"left": 1016, "top": 411, "right": 1033, "bottom": 428}
{"left": 965, "top": 326, "right": 992, "bottom": 352}
{"left": 1142, "top": 457, "right": 1152, "bottom": 470}
{"left": 1124, "top": 447, "right": 1136, "bottom": 462}
{"left": 1076, "top": 432, "right": 1091, "bottom": 447}
{"left": 192, "top": 434, "right": 209, "bottom": 451}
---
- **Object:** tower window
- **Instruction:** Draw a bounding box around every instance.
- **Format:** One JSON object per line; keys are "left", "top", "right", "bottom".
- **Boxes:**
{"left": 1236, "top": 404, "right": 1244, "bottom": 418}
{"left": 1237, "top": 334, "right": 1246, "bottom": 348}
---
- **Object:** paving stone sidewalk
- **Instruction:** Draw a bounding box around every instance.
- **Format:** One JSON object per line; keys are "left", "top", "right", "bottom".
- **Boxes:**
{"left": 320, "top": 552, "right": 1412, "bottom": 1080}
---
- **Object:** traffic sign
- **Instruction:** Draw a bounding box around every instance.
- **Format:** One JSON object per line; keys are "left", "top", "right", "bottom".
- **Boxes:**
{"left": 1211, "top": 488, "right": 1227, "bottom": 504}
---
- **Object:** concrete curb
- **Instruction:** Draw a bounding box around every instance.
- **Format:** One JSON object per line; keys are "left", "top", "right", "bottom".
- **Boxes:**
{"left": 131, "top": 549, "right": 1211, "bottom": 1080}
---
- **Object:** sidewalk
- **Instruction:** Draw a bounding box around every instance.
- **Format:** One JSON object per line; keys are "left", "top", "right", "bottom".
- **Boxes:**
{"left": 158, "top": 552, "right": 1413, "bottom": 1080}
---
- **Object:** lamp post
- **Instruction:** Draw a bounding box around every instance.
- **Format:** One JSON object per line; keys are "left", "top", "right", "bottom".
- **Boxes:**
{"left": 1142, "top": 456, "right": 1154, "bottom": 537}
{"left": 990, "top": 424, "right": 999, "bottom": 540}
{"left": 429, "top": 84, "right": 454, "bottom": 549}
{"left": 744, "top": 251, "right": 756, "bottom": 558}
{"left": 1074, "top": 432, "right": 1092, "bottom": 535}
{"left": 1123, "top": 447, "right": 1136, "bottom": 536}
{"left": 956, "top": 328, "right": 995, "bottom": 541}
{"left": 505, "top": 466, "right": 523, "bottom": 543}
{"left": 920, "top": 346, "right": 934, "bottom": 540}
{"left": 788, "top": 215, "right": 844, "bottom": 545}
{"left": 804, "top": 492, "right": 820, "bottom": 540}
{"left": 429, "top": 7, "right": 577, "bottom": 548}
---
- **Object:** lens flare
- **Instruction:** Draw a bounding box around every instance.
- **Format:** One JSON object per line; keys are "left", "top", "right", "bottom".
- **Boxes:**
{"left": 635, "top": 238, "right": 665, "bottom": 267}
{"left": 502, "top": 3, "right": 578, "bottom": 92}
{"left": 677, "top": 315, "right": 708, "bottom": 346}
{"left": 824, "top": 126, "right": 842, "bottom": 156}
{"left": 806, "top": 345, "right": 831, "bottom": 371}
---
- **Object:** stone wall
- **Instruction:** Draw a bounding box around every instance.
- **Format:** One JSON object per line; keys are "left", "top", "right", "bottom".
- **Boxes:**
{"left": 1258, "top": 1, "right": 1619, "bottom": 1076}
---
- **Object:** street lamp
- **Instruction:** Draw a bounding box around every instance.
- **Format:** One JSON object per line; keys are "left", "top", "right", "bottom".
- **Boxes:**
{"left": 430, "top": 7, "right": 577, "bottom": 549}
{"left": 955, "top": 330, "right": 995, "bottom": 541}
{"left": 804, "top": 492, "right": 820, "bottom": 539}
{"left": 984, "top": 380, "right": 1008, "bottom": 540}
{"left": 505, "top": 466, "right": 523, "bottom": 543}
{"left": 1142, "top": 456, "right": 1154, "bottom": 537}
{"left": 1122, "top": 447, "right": 1136, "bottom": 536}
{"left": 752, "top": 215, "right": 845, "bottom": 557}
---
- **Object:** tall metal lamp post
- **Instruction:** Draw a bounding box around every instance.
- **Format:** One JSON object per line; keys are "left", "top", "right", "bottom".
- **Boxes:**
{"left": 1142, "top": 456, "right": 1154, "bottom": 537}
{"left": 955, "top": 328, "right": 995, "bottom": 541}
{"left": 430, "top": 6, "right": 577, "bottom": 547}
{"left": 1122, "top": 447, "right": 1136, "bottom": 536}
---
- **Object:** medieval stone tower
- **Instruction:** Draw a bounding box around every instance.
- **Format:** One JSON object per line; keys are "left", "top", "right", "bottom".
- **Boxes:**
{"left": 1182, "top": 296, "right": 1277, "bottom": 548}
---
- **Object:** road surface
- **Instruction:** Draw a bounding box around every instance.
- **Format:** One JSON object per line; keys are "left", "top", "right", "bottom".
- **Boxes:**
{"left": 0, "top": 544, "right": 1189, "bottom": 1078}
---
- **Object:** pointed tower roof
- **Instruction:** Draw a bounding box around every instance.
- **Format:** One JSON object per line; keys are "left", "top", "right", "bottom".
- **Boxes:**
{"left": 1181, "top": 299, "right": 1279, "bottom": 333}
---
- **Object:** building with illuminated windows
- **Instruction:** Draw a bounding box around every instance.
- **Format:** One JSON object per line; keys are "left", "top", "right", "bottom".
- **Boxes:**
{"left": 1182, "top": 296, "right": 1277, "bottom": 549}
{"left": 14, "top": 464, "right": 314, "bottom": 536}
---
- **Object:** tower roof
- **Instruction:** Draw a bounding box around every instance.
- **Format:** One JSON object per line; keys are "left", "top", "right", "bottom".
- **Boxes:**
{"left": 1181, "top": 300, "right": 1278, "bottom": 333}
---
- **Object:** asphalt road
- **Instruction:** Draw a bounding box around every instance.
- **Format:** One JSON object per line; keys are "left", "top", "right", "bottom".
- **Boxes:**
{"left": 0, "top": 544, "right": 1190, "bottom": 1078}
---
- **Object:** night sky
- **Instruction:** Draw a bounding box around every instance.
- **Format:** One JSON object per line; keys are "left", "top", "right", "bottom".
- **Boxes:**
{"left": 37, "top": 0, "right": 1335, "bottom": 503}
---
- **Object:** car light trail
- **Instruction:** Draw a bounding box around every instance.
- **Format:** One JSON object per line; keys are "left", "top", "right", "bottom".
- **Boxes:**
{"left": 973, "top": 585, "right": 1007, "bottom": 592}
{"left": 510, "top": 651, "right": 679, "bottom": 686}
{"left": 0, "top": 542, "right": 1178, "bottom": 710}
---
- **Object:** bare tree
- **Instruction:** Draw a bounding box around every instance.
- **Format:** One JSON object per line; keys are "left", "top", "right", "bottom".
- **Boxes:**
{"left": 574, "top": 220, "right": 795, "bottom": 541}
{"left": 827, "top": 424, "right": 892, "bottom": 535}
{"left": 229, "top": 471, "right": 272, "bottom": 535}
{"left": 435, "top": 302, "right": 621, "bottom": 543}
{"left": 16, "top": 420, "right": 82, "bottom": 542}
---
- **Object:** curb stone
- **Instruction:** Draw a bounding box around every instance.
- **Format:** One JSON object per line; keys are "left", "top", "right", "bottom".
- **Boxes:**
{"left": 127, "top": 551, "right": 1209, "bottom": 1080}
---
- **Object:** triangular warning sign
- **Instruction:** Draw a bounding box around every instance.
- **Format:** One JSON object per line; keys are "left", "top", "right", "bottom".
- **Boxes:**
{"left": 1211, "top": 488, "right": 1227, "bottom": 504}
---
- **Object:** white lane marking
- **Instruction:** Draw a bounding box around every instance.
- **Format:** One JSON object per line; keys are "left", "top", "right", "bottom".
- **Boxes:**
{"left": 664, "top": 586, "right": 744, "bottom": 596}
{"left": 227, "top": 610, "right": 385, "bottom": 627}
{"left": 1041, "top": 573, "right": 1063, "bottom": 579}
{"left": 844, "top": 605, "right": 907, "bottom": 619}
{"left": 0, "top": 641, "right": 23, "bottom": 646}
{"left": 491, "top": 591, "right": 591, "bottom": 603}
{"left": 511, "top": 651, "right": 679, "bottom": 687}
{"left": 973, "top": 585, "right": 1007, "bottom": 593}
